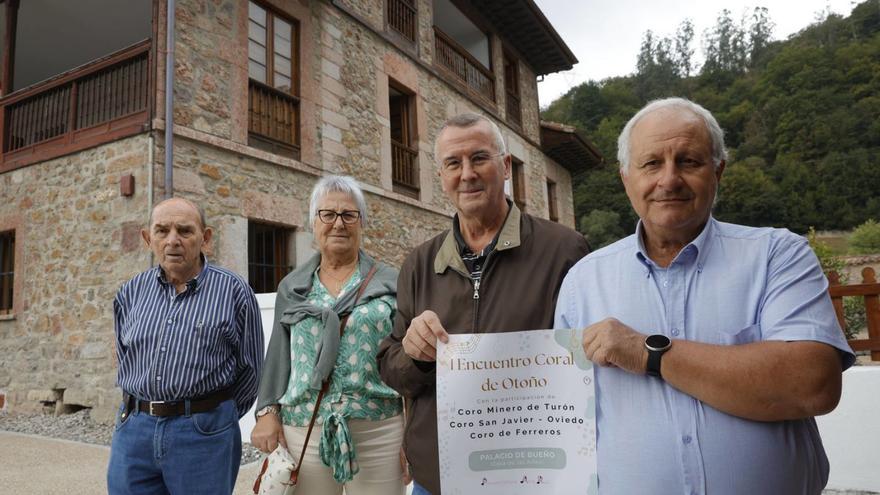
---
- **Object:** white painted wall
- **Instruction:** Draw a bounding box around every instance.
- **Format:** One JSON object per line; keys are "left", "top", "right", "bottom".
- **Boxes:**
{"left": 817, "top": 366, "right": 880, "bottom": 492}
{"left": 238, "top": 293, "right": 277, "bottom": 442}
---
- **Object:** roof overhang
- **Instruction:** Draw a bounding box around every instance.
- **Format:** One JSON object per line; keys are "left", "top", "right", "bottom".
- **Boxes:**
{"left": 540, "top": 121, "right": 603, "bottom": 174}
{"left": 472, "top": 1, "right": 577, "bottom": 76}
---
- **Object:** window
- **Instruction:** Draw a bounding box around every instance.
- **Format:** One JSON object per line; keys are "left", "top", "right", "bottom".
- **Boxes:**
{"left": 510, "top": 157, "right": 526, "bottom": 211}
{"left": 248, "top": 1, "right": 300, "bottom": 157}
{"left": 432, "top": 0, "right": 494, "bottom": 102}
{"left": 546, "top": 180, "right": 559, "bottom": 222}
{"left": 386, "top": 0, "right": 417, "bottom": 42}
{"left": 248, "top": 222, "right": 294, "bottom": 293}
{"left": 389, "top": 82, "right": 418, "bottom": 197}
{"left": 503, "top": 52, "right": 521, "bottom": 127}
{"left": 0, "top": 231, "right": 13, "bottom": 315}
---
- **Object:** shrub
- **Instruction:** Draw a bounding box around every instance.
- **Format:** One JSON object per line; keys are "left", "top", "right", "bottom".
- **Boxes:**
{"left": 850, "top": 219, "right": 880, "bottom": 254}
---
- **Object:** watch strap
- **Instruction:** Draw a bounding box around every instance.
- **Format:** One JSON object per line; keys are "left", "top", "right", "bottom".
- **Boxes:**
{"left": 646, "top": 348, "right": 664, "bottom": 378}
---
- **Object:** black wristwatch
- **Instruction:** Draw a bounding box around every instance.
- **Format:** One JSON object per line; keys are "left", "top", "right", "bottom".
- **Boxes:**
{"left": 645, "top": 334, "right": 672, "bottom": 379}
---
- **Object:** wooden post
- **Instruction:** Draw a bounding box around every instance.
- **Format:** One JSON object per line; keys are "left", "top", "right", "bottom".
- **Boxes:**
{"left": 862, "top": 267, "right": 880, "bottom": 361}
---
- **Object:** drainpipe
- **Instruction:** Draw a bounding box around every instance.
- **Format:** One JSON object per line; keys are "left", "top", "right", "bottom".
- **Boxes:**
{"left": 164, "top": 0, "right": 175, "bottom": 199}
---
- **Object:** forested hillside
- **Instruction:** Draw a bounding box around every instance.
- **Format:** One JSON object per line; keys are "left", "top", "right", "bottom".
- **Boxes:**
{"left": 543, "top": 1, "right": 880, "bottom": 246}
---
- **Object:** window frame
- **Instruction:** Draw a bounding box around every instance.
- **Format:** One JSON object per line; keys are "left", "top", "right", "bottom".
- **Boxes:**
{"left": 385, "top": 0, "right": 418, "bottom": 44}
{"left": 510, "top": 156, "right": 526, "bottom": 211}
{"left": 248, "top": 1, "right": 299, "bottom": 96}
{"left": 0, "top": 229, "right": 15, "bottom": 316}
{"left": 247, "top": 0, "right": 301, "bottom": 157}
{"left": 389, "top": 78, "right": 419, "bottom": 198}
{"left": 546, "top": 179, "right": 559, "bottom": 222}
{"left": 247, "top": 221, "right": 295, "bottom": 294}
{"left": 503, "top": 50, "right": 521, "bottom": 128}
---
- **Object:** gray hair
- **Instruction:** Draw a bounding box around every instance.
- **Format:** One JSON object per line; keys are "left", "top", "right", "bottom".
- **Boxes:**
{"left": 433, "top": 113, "right": 508, "bottom": 163}
{"left": 309, "top": 175, "right": 368, "bottom": 227}
{"left": 617, "top": 97, "right": 728, "bottom": 174}
{"left": 149, "top": 197, "right": 207, "bottom": 230}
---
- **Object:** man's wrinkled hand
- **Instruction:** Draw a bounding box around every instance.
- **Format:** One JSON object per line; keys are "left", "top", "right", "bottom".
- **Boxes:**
{"left": 582, "top": 318, "right": 650, "bottom": 374}
{"left": 402, "top": 310, "right": 449, "bottom": 362}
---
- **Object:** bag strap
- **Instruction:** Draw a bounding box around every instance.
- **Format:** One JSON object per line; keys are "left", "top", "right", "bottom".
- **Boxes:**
{"left": 289, "top": 264, "right": 379, "bottom": 484}
{"left": 252, "top": 458, "right": 270, "bottom": 493}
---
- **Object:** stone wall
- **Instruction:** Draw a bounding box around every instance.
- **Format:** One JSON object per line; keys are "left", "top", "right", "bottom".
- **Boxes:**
{"left": 839, "top": 255, "right": 880, "bottom": 285}
{"left": 0, "top": 135, "right": 152, "bottom": 422}
{"left": 159, "top": 136, "right": 450, "bottom": 273}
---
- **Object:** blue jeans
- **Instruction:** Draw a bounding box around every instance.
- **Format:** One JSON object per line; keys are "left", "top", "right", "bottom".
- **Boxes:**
{"left": 107, "top": 398, "right": 241, "bottom": 495}
{"left": 412, "top": 480, "right": 432, "bottom": 495}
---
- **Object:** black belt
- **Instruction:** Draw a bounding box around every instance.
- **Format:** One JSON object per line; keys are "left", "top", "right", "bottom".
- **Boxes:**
{"left": 123, "top": 388, "right": 233, "bottom": 417}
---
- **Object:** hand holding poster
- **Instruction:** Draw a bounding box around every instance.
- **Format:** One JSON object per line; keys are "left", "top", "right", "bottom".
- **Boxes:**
{"left": 436, "top": 329, "right": 597, "bottom": 495}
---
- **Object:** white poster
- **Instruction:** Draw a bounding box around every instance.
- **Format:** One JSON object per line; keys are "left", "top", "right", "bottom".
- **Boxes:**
{"left": 436, "top": 329, "right": 598, "bottom": 495}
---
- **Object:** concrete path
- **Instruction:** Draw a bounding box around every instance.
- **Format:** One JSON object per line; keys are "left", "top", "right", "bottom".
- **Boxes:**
{"left": 0, "top": 431, "right": 401, "bottom": 494}
{"left": 13, "top": 430, "right": 867, "bottom": 495}
{"left": 0, "top": 431, "right": 111, "bottom": 494}
{"left": 0, "top": 430, "right": 259, "bottom": 495}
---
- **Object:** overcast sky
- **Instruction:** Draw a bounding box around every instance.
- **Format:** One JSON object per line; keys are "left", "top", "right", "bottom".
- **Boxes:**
{"left": 534, "top": 0, "right": 859, "bottom": 106}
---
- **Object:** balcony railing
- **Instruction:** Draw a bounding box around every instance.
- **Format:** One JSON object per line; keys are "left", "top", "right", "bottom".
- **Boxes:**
{"left": 1, "top": 40, "right": 151, "bottom": 170}
{"left": 391, "top": 138, "right": 418, "bottom": 195}
{"left": 829, "top": 267, "right": 880, "bottom": 361}
{"left": 433, "top": 27, "right": 495, "bottom": 102}
{"left": 248, "top": 79, "right": 300, "bottom": 154}
{"left": 387, "top": 0, "right": 416, "bottom": 42}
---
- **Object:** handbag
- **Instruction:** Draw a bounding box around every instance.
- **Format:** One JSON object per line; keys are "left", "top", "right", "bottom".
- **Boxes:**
{"left": 253, "top": 266, "right": 378, "bottom": 495}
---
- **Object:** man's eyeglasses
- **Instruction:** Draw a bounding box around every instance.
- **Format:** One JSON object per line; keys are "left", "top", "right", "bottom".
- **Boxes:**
{"left": 441, "top": 151, "right": 505, "bottom": 173}
{"left": 317, "top": 209, "right": 361, "bottom": 225}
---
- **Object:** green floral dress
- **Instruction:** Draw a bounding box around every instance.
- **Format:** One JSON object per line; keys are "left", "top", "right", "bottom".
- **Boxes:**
{"left": 279, "top": 268, "right": 402, "bottom": 482}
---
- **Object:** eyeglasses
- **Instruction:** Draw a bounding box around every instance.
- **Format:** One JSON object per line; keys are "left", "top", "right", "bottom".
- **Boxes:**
{"left": 440, "top": 151, "right": 506, "bottom": 174}
{"left": 317, "top": 209, "right": 361, "bottom": 225}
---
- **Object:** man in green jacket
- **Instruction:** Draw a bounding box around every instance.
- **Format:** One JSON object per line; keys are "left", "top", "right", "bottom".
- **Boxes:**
{"left": 377, "top": 113, "right": 589, "bottom": 495}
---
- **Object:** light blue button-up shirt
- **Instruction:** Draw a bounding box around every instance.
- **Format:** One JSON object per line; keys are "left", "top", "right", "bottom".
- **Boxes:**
{"left": 555, "top": 217, "right": 854, "bottom": 495}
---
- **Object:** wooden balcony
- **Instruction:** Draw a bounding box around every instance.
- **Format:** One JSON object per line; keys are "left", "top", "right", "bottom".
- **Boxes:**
{"left": 0, "top": 40, "right": 151, "bottom": 172}
{"left": 433, "top": 27, "right": 495, "bottom": 103}
{"left": 387, "top": 0, "right": 417, "bottom": 42}
{"left": 248, "top": 79, "right": 300, "bottom": 157}
{"left": 391, "top": 138, "right": 418, "bottom": 196}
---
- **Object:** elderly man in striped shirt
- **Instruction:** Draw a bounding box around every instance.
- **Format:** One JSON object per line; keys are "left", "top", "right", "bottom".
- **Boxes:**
{"left": 107, "top": 197, "right": 264, "bottom": 495}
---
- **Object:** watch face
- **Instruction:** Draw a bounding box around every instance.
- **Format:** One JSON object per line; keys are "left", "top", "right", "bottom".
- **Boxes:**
{"left": 646, "top": 334, "right": 672, "bottom": 351}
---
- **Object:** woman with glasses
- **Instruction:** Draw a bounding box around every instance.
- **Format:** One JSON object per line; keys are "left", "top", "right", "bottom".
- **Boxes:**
{"left": 251, "top": 175, "right": 407, "bottom": 494}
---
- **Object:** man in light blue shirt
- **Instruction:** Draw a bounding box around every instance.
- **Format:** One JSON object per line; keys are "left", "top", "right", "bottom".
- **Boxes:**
{"left": 555, "top": 97, "right": 854, "bottom": 495}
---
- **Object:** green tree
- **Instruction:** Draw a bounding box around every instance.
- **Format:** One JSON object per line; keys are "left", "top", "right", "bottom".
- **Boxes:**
{"left": 714, "top": 158, "right": 782, "bottom": 226}
{"left": 748, "top": 7, "right": 775, "bottom": 65}
{"left": 635, "top": 30, "right": 680, "bottom": 100}
{"left": 850, "top": 219, "right": 880, "bottom": 254}
{"left": 702, "top": 9, "right": 748, "bottom": 76}
{"left": 542, "top": 1, "right": 880, "bottom": 236}
{"left": 674, "top": 19, "right": 696, "bottom": 77}
{"left": 580, "top": 209, "right": 627, "bottom": 249}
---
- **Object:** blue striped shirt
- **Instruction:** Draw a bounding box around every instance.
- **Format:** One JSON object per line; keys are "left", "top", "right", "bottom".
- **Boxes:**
{"left": 113, "top": 260, "right": 264, "bottom": 417}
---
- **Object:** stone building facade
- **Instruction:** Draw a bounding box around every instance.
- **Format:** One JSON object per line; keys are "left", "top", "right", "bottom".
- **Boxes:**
{"left": 0, "top": 0, "right": 600, "bottom": 421}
